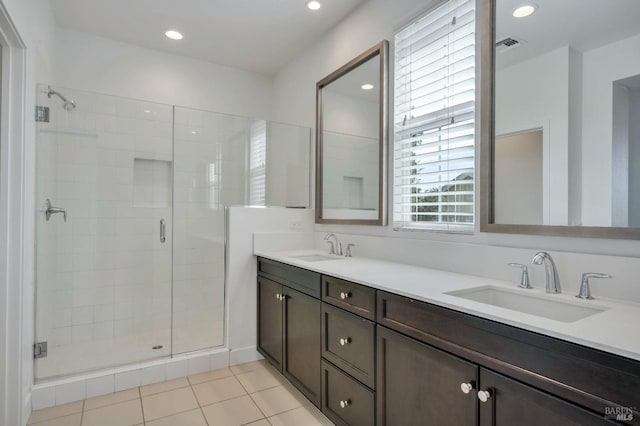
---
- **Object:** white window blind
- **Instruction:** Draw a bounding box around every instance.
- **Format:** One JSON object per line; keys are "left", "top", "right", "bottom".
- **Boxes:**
{"left": 393, "top": 0, "right": 475, "bottom": 231}
{"left": 249, "top": 120, "right": 267, "bottom": 205}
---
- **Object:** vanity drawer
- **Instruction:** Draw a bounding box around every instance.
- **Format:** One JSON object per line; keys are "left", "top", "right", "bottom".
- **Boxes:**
{"left": 322, "top": 360, "right": 375, "bottom": 426}
{"left": 322, "top": 303, "right": 375, "bottom": 389}
{"left": 322, "top": 275, "right": 376, "bottom": 320}
{"left": 258, "top": 257, "right": 321, "bottom": 298}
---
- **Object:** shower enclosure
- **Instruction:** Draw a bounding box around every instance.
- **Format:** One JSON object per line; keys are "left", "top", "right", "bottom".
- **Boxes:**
{"left": 34, "top": 84, "right": 310, "bottom": 380}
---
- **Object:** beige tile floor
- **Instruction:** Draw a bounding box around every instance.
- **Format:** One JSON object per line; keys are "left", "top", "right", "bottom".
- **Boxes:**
{"left": 28, "top": 360, "right": 335, "bottom": 426}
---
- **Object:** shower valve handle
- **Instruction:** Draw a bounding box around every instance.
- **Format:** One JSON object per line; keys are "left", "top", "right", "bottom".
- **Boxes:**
{"left": 44, "top": 199, "right": 67, "bottom": 222}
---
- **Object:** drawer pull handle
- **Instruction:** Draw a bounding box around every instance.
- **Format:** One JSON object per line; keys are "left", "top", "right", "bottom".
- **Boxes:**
{"left": 477, "top": 390, "right": 492, "bottom": 403}
{"left": 340, "top": 399, "right": 351, "bottom": 408}
{"left": 340, "top": 291, "right": 352, "bottom": 300}
{"left": 339, "top": 337, "right": 352, "bottom": 346}
{"left": 460, "top": 382, "right": 474, "bottom": 394}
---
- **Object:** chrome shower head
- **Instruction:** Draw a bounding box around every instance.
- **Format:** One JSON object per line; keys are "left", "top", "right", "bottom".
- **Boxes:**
{"left": 47, "top": 86, "right": 76, "bottom": 111}
{"left": 63, "top": 100, "right": 76, "bottom": 111}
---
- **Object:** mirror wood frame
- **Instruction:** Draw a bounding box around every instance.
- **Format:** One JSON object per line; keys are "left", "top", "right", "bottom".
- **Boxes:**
{"left": 479, "top": 0, "right": 640, "bottom": 239}
{"left": 315, "top": 40, "right": 389, "bottom": 225}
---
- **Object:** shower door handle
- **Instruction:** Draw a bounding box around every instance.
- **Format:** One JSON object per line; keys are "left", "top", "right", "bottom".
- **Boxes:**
{"left": 160, "top": 219, "right": 166, "bottom": 243}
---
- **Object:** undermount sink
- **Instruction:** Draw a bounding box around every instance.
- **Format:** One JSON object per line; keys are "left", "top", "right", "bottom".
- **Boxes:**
{"left": 290, "top": 254, "right": 343, "bottom": 262}
{"left": 446, "top": 286, "right": 609, "bottom": 323}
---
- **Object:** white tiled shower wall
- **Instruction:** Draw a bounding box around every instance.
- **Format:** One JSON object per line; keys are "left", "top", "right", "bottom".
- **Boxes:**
{"left": 36, "top": 86, "right": 175, "bottom": 379}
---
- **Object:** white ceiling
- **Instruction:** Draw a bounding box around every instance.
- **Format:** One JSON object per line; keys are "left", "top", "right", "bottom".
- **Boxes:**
{"left": 496, "top": 0, "right": 640, "bottom": 69}
{"left": 51, "top": 0, "right": 366, "bottom": 75}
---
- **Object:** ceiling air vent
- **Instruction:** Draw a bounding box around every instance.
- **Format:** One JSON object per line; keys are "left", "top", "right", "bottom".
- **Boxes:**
{"left": 496, "top": 37, "right": 523, "bottom": 53}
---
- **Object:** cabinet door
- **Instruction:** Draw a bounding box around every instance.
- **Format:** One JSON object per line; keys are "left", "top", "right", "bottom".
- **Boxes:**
{"left": 257, "top": 277, "right": 283, "bottom": 371}
{"left": 284, "top": 286, "right": 321, "bottom": 407}
{"left": 377, "top": 326, "right": 477, "bottom": 426}
{"left": 478, "top": 368, "right": 617, "bottom": 426}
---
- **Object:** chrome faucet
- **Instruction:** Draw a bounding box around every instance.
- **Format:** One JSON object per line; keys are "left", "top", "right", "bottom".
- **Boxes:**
{"left": 324, "top": 233, "right": 342, "bottom": 256}
{"left": 532, "top": 252, "right": 561, "bottom": 293}
{"left": 576, "top": 273, "right": 611, "bottom": 300}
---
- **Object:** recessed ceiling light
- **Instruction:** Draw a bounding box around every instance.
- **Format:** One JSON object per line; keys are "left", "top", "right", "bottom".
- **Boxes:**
{"left": 512, "top": 4, "right": 536, "bottom": 18}
{"left": 361, "top": 84, "right": 374, "bottom": 90}
{"left": 165, "top": 30, "right": 183, "bottom": 40}
{"left": 307, "top": 1, "right": 321, "bottom": 11}
{"left": 191, "top": 130, "right": 198, "bottom": 134}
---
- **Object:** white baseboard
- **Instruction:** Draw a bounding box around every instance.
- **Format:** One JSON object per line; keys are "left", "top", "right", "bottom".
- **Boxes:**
{"left": 229, "top": 346, "right": 263, "bottom": 366}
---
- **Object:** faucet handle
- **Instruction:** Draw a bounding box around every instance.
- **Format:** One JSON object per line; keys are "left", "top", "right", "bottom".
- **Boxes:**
{"left": 508, "top": 263, "right": 532, "bottom": 289}
{"left": 577, "top": 273, "right": 611, "bottom": 300}
{"left": 345, "top": 243, "right": 355, "bottom": 258}
{"left": 326, "top": 240, "right": 336, "bottom": 255}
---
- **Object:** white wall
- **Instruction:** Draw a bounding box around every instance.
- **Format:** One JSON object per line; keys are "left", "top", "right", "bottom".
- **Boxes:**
{"left": 54, "top": 28, "right": 274, "bottom": 120}
{"left": 582, "top": 33, "right": 640, "bottom": 226}
{"left": 0, "top": 0, "right": 56, "bottom": 424}
{"left": 272, "top": 0, "right": 428, "bottom": 127}
{"left": 226, "top": 207, "right": 314, "bottom": 365}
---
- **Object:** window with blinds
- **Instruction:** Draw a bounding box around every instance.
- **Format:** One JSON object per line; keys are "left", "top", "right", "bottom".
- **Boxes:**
{"left": 393, "top": 0, "right": 475, "bottom": 231}
{"left": 249, "top": 120, "right": 267, "bottom": 205}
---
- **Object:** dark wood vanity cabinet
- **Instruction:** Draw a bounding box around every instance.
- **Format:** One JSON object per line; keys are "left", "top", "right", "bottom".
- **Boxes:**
{"left": 257, "top": 258, "right": 640, "bottom": 425}
{"left": 377, "top": 326, "right": 616, "bottom": 426}
{"left": 377, "top": 290, "right": 638, "bottom": 425}
{"left": 257, "top": 258, "right": 322, "bottom": 407}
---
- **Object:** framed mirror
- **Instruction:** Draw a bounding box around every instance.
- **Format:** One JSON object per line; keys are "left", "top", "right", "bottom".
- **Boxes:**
{"left": 316, "top": 40, "right": 389, "bottom": 225}
{"left": 480, "top": 0, "right": 640, "bottom": 238}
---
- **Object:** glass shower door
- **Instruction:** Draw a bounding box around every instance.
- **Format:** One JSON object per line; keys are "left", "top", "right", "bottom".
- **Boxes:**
{"left": 34, "top": 85, "right": 174, "bottom": 379}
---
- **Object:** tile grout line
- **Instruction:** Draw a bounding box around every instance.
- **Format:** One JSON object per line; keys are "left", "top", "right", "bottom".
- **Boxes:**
{"left": 186, "top": 384, "right": 210, "bottom": 426}
{"left": 138, "top": 386, "right": 146, "bottom": 424}
{"left": 140, "top": 382, "right": 190, "bottom": 398}
{"left": 245, "top": 389, "right": 269, "bottom": 420}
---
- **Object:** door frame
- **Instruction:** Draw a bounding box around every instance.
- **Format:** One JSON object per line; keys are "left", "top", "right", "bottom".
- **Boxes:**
{"left": 0, "top": 2, "right": 28, "bottom": 425}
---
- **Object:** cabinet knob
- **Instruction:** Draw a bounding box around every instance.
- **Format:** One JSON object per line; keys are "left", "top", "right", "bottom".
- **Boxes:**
{"left": 477, "top": 390, "right": 492, "bottom": 403}
{"left": 340, "top": 291, "right": 351, "bottom": 300}
{"left": 339, "top": 337, "right": 352, "bottom": 346}
{"left": 275, "top": 293, "right": 281, "bottom": 301}
{"left": 460, "top": 382, "right": 474, "bottom": 394}
{"left": 339, "top": 399, "right": 351, "bottom": 408}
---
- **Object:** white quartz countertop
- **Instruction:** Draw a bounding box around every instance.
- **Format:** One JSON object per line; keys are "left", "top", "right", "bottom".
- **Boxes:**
{"left": 255, "top": 249, "right": 640, "bottom": 362}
